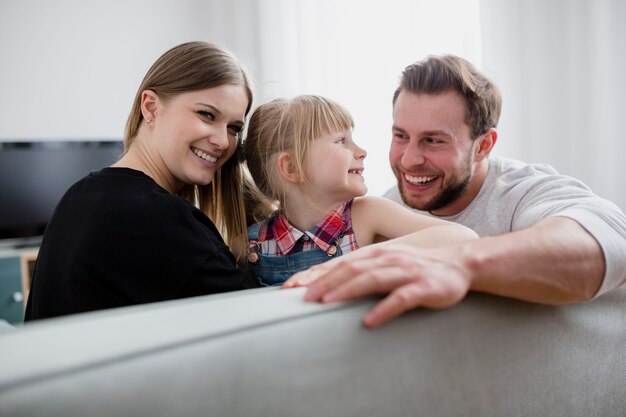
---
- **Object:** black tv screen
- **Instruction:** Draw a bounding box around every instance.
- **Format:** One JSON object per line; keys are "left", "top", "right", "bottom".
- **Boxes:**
{"left": 0, "top": 140, "right": 123, "bottom": 245}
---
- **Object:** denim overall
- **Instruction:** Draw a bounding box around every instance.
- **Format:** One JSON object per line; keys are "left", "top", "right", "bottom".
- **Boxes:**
{"left": 246, "top": 223, "right": 343, "bottom": 287}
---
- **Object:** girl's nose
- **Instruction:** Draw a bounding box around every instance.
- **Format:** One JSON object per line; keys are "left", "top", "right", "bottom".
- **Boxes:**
{"left": 354, "top": 145, "right": 367, "bottom": 160}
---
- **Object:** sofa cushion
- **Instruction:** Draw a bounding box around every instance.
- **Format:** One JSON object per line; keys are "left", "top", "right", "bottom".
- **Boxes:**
{"left": 0, "top": 286, "right": 624, "bottom": 416}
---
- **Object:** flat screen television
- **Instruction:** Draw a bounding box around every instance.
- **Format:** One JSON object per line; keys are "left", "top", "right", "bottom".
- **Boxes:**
{"left": 0, "top": 140, "right": 124, "bottom": 248}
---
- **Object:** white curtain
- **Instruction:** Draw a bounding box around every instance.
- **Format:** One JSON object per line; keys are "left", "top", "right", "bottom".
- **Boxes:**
{"left": 480, "top": 0, "right": 626, "bottom": 211}
{"left": 251, "top": 0, "right": 482, "bottom": 196}
{"left": 5, "top": 1, "right": 620, "bottom": 210}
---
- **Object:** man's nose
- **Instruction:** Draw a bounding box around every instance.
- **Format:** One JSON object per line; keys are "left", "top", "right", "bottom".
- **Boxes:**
{"left": 401, "top": 140, "right": 426, "bottom": 167}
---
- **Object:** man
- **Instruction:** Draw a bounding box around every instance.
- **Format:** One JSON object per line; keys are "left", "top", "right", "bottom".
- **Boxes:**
{"left": 285, "top": 55, "right": 626, "bottom": 327}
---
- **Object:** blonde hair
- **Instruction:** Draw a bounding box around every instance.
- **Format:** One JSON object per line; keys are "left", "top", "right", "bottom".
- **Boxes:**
{"left": 123, "top": 41, "right": 253, "bottom": 247}
{"left": 244, "top": 95, "right": 354, "bottom": 217}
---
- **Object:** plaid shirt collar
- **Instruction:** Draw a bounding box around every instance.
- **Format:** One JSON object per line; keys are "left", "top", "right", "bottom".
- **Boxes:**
{"left": 260, "top": 200, "right": 353, "bottom": 255}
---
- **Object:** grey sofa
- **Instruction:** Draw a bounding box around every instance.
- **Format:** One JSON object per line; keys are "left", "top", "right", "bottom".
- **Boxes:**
{"left": 0, "top": 286, "right": 624, "bottom": 417}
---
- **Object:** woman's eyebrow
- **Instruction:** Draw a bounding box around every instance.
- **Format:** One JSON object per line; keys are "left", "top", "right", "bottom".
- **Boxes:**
{"left": 197, "top": 102, "right": 244, "bottom": 125}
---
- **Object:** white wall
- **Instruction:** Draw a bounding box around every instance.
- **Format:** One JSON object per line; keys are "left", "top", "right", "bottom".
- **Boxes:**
{"left": 2, "top": 0, "right": 624, "bottom": 212}
{"left": 480, "top": 0, "right": 626, "bottom": 211}
{"left": 0, "top": 0, "right": 260, "bottom": 140}
{"left": 0, "top": 0, "right": 481, "bottom": 200}
{"left": 250, "top": 0, "right": 482, "bottom": 197}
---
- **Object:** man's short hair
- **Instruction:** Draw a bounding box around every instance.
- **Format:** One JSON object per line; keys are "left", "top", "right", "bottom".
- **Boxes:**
{"left": 393, "top": 55, "right": 502, "bottom": 139}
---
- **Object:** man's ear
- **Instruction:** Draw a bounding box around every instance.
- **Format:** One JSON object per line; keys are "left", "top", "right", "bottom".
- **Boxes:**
{"left": 140, "top": 90, "right": 159, "bottom": 123}
{"left": 276, "top": 152, "right": 300, "bottom": 183}
{"left": 475, "top": 128, "right": 497, "bottom": 161}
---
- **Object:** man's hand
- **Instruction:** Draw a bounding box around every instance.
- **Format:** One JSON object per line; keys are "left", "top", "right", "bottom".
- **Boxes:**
{"left": 283, "top": 244, "right": 472, "bottom": 328}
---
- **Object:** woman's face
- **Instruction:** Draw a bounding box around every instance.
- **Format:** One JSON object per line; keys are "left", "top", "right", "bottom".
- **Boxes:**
{"left": 150, "top": 84, "right": 249, "bottom": 192}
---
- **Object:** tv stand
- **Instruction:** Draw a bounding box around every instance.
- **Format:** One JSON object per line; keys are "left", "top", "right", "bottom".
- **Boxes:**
{"left": 0, "top": 236, "right": 42, "bottom": 251}
{"left": 0, "top": 247, "right": 38, "bottom": 324}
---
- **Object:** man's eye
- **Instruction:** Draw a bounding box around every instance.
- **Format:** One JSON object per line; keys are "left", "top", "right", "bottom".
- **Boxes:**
{"left": 425, "top": 137, "right": 443, "bottom": 145}
{"left": 198, "top": 110, "right": 215, "bottom": 120}
{"left": 393, "top": 132, "right": 408, "bottom": 140}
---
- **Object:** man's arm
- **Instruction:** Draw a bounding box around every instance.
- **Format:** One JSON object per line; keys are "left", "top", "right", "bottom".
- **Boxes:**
{"left": 466, "top": 217, "right": 603, "bottom": 303}
{"left": 287, "top": 216, "right": 609, "bottom": 328}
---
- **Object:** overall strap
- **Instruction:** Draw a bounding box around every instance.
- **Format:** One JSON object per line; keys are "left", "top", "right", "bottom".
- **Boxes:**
{"left": 247, "top": 222, "right": 263, "bottom": 264}
{"left": 247, "top": 222, "right": 261, "bottom": 240}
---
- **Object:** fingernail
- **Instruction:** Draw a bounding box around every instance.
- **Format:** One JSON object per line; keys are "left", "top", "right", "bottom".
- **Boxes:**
{"left": 304, "top": 288, "right": 318, "bottom": 301}
{"left": 363, "top": 313, "right": 379, "bottom": 328}
{"left": 322, "top": 292, "right": 338, "bottom": 303}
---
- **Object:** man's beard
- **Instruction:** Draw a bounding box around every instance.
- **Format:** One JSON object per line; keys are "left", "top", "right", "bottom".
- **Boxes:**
{"left": 398, "top": 160, "right": 472, "bottom": 213}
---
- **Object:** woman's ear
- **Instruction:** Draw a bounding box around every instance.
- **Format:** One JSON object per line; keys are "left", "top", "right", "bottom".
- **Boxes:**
{"left": 475, "top": 128, "right": 498, "bottom": 161}
{"left": 276, "top": 152, "right": 300, "bottom": 183}
{"left": 140, "top": 90, "right": 159, "bottom": 124}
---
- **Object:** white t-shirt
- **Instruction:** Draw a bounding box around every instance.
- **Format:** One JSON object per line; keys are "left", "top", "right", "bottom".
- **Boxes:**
{"left": 383, "top": 154, "right": 626, "bottom": 296}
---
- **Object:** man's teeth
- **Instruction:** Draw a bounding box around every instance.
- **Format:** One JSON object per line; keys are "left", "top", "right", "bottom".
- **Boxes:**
{"left": 192, "top": 148, "right": 217, "bottom": 163}
{"left": 405, "top": 174, "right": 436, "bottom": 184}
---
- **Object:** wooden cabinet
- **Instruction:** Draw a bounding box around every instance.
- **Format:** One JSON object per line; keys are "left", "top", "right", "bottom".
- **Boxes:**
{"left": 0, "top": 250, "right": 37, "bottom": 324}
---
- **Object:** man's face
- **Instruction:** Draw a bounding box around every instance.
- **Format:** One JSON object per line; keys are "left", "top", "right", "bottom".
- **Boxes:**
{"left": 389, "top": 90, "right": 480, "bottom": 216}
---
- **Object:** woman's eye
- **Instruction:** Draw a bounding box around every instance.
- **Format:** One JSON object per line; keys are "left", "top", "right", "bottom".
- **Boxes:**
{"left": 198, "top": 110, "right": 215, "bottom": 120}
{"left": 227, "top": 125, "right": 242, "bottom": 137}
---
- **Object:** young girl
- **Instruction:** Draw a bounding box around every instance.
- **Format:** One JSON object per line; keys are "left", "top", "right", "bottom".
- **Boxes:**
{"left": 242, "top": 95, "right": 477, "bottom": 286}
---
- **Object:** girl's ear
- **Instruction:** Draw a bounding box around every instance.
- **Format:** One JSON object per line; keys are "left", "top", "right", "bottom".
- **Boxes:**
{"left": 140, "top": 90, "right": 159, "bottom": 123}
{"left": 277, "top": 152, "right": 300, "bottom": 183}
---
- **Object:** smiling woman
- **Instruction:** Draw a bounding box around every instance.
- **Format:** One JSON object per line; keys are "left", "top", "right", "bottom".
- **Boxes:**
{"left": 24, "top": 42, "right": 257, "bottom": 321}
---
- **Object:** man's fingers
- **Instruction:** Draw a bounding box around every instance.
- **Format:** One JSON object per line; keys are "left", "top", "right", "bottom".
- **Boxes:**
{"left": 304, "top": 247, "right": 424, "bottom": 301}
{"left": 319, "top": 266, "right": 419, "bottom": 303}
{"left": 363, "top": 278, "right": 470, "bottom": 328}
{"left": 363, "top": 283, "right": 427, "bottom": 328}
{"left": 303, "top": 257, "right": 370, "bottom": 301}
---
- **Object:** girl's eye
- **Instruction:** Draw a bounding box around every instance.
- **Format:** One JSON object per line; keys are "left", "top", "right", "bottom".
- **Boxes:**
{"left": 335, "top": 137, "right": 346, "bottom": 145}
{"left": 198, "top": 110, "right": 215, "bottom": 120}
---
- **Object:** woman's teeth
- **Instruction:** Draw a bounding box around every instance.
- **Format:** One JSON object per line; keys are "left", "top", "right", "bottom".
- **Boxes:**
{"left": 191, "top": 148, "right": 217, "bottom": 163}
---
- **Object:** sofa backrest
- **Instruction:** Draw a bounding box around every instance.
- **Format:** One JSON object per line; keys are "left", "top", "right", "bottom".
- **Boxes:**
{"left": 1, "top": 286, "right": 625, "bottom": 416}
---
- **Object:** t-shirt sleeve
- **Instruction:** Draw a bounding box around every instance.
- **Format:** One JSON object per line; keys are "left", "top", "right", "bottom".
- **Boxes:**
{"left": 510, "top": 173, "right": 626, "bottom": 296}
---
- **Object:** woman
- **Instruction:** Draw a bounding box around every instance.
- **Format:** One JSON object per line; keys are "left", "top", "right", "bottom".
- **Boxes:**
{"left": 25, "top": 42, "right": 254, "bottom": 320}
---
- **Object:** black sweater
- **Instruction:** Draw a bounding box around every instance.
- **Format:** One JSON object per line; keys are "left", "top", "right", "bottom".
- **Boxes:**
{"left": 25, "top": 168, "right": 246, "bottom": 320}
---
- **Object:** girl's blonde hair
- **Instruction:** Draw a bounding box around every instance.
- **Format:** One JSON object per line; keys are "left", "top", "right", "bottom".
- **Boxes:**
{"left": 124, "top": 41, "right": 253, "bottom": 247}
{"left": 244, "top": 95, "right": 354, "bottom": 217}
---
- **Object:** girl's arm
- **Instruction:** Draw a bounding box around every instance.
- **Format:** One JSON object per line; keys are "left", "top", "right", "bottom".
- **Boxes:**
{"left": 350, "top": 196, "right": 478, "bottom": 247}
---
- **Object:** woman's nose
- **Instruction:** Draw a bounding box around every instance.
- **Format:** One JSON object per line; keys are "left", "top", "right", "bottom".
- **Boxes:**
{"left": 209, "top": 126, "right": 230, "bottom": 150}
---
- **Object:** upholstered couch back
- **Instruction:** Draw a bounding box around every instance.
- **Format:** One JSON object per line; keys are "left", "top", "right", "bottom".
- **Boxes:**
{"left": 1, "top": 287, "right": 624, "bottom": 416}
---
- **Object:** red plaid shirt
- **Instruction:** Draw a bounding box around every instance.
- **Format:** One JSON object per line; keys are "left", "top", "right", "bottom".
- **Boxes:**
{"left": 251, "top": 199, "right": 359, "bottom": 256}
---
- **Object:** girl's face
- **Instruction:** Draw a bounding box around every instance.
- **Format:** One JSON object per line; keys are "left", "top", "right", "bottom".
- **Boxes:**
{"left": 301, "top": 128, "right": 368, "bottom": 206}
{"left": 150, "top": 84, "right": 248, "bottom": 192}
